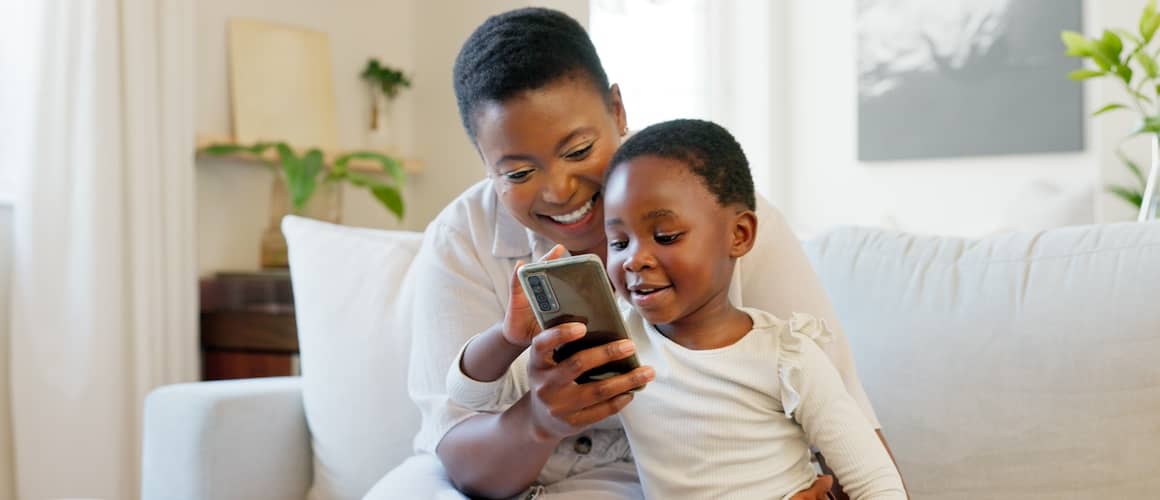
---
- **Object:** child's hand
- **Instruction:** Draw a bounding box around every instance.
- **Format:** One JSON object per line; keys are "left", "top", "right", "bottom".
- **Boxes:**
{"left": 503, "top": 244, "right": 569, "bottom": 348}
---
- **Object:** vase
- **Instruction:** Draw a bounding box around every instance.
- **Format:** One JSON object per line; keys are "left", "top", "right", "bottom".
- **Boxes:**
{"left": 1141, "top": 135, "right": 1160, "bottom": 221}
{"left": 367, "top": 95, "right": 396, "bottom": 151}
{"left": 260, "top": 174, "right": 342, "bottom": 268}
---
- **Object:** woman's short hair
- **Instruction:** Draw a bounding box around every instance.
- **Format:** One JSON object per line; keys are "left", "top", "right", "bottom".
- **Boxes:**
{"left": 453, "top": 7, "right": 611, "bottom": 141}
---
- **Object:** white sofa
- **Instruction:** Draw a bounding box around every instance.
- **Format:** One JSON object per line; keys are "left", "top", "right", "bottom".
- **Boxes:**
{"left": 141, "top": 216, "right": 1160, "bottom": 500}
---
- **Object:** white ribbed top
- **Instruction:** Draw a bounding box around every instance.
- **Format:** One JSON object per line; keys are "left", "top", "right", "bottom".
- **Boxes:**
{"left": 618, "top": 307, "right": 905, "bottom": 500}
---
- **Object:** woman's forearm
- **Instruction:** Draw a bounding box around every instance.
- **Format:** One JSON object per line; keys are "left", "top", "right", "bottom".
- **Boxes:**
{"left": 436, "top": 394, "right": 559, "bottom": 498}
{"left": 460, "top": 322, "right": 526, "bottom": 382}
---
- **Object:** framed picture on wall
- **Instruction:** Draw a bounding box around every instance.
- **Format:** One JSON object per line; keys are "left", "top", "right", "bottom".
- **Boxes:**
{"left": 857, "top": 0, "right": 1084, "bottom": 161}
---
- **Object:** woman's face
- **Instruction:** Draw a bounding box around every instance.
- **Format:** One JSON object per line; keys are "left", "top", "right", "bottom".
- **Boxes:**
{"left": 473, "top": 77, "right": 627, "bottom": 255}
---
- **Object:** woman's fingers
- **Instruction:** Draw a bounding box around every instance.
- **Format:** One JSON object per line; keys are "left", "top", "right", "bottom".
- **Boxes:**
{"left": 578, "top": 366, "right": 654, "bottom": 402}
{"left": 564, "top": 393, "right": 636, "bottom": 428}
{"left": 559, "top": 339, "right": 637, "bottom": 381}
{"left": 538, "top": 244, "right": 568, "bottom": 262}
{"left": 503, "top": 260, "right": 539, "bottom": 346}
{"left": 529, "top": 322, "right": 587, "bottom": 369}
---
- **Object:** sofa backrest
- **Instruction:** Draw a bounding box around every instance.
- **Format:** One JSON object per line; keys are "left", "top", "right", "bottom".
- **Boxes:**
{"left": 283, "top": 216, "right": 424, "bottom": 500}
{"left": 804, "top": 222, "right": 1160, "bottom": 499}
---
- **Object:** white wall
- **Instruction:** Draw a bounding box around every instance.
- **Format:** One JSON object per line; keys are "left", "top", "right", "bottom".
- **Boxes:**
{"left": 196, "top": 0, "right": 418, "bottom": 274}
{"left": 0, "top": 203, "right": 13, "bottom": 500}
{"left": 196, "top": 0, "right": 586, "bottom": 275}
{"left": 783, "top": 0, "right": 1112, "bottom": 238}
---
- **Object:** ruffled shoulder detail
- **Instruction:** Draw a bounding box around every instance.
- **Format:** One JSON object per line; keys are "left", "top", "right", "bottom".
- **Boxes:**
{"left": 777, "top": 313, "right": 834, "bottom": 420}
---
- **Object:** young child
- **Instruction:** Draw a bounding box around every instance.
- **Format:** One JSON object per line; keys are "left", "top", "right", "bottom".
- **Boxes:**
{"left": 447, "top": 120, "right": 905, "bottom": 499}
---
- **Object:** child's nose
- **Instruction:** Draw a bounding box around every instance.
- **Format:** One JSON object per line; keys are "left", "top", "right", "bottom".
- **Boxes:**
{"left": 623, "top": 247, "right": 653, "bottom": 272}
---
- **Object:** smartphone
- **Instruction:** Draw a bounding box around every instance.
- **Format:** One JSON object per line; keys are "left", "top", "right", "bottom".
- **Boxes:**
{"left": 517, "top": 254, "right": 641, "bottom": 384}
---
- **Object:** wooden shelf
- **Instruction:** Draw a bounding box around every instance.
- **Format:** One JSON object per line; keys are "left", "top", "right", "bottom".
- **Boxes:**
{"left": 195, "top": 134, "right": 423, "bottom": 175}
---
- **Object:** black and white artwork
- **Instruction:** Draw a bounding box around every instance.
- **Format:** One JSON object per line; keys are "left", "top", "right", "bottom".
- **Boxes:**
{"left": 857, "top": 0, "right": 1084, "bottom": 161}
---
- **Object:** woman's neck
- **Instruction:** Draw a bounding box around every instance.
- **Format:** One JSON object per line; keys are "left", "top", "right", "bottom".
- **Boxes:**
{"left": 568, "top": 241, "right": 607, "bottom": 262}
{"left": 654, "top": 292, "right": 752, "bottom": 350}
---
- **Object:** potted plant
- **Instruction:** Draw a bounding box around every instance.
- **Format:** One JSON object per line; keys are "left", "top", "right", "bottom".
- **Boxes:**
{"left": 201, "top": 141, "right": 405, "bottom": 267}
{"left": 361, "top": 58, "right": 412, "bottom": 145}
{"left": 1062, "top": 0, "right": 1160, "bottom": 220}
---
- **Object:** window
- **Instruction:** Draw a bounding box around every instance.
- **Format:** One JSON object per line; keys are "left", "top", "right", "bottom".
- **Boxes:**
{"left": 589, "top": 0, "right": 712, "bottom": 130}
{"left": 590, "top": 0, "right": 787, "bottom": 207}
{"left": 0, "top": 0, "right": 44, "bottom": 202}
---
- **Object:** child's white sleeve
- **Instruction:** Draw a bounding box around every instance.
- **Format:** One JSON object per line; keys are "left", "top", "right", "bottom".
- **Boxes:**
{"left": 779, "top": 314, "right": 907, "bottom": 500}
{"left": 444, "top": 335, "right": 530, "bottom": 413}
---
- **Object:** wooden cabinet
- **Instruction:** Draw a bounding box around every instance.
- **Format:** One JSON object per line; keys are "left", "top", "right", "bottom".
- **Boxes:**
{"left": 200, "top": 271, "right": 299, "bottom": 380}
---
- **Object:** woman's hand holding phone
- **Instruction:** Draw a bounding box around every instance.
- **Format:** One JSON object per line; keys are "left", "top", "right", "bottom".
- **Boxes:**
{"left": 524, "top": 321, "right": 655, "bottom": 442}
{"left": 502, "top": 245, "right": 569, "bottom": 348}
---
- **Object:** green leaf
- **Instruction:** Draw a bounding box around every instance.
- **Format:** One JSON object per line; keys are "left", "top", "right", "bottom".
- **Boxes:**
{"left": 1089, "top": 49, "right": 1115, "bottom": 71}
{"left": 345, "top": 171, "right": 374, "bottom": 188}
{"left": 302, "top": 149, "right": 325, "bottom": 181}
{"left": 248, "top": 142, "right": 275, "bottom": 156}
{"left": 336, "top": 151, "right": 406, "bottom": 186}
{"left": 1107, "top": 184, "right": 1144, "bottom": 208}
{"left": 201, "top": 144, "right": 253, "bottom": 156}
{"left": 1116, "top": 149, "right": 1149, "bottom": 187}
{"left": 1093, "top": 103, "right": 1127, "bottom": 116}
{"left": 1068, "top": 68, "right": 1105, "bottom": 80}
{"left": 345, "top": 172, "right": 405, "bottom": 219}
{"left": 1098, "top": 30, "right": 1124, "bottom": 64}
{"left": 370, "top": 185, "right": 405, "bottom": 219}
{"left": 1139, "top": 52, "right": 1160, "bottom": 78}
{"left": 1115, "top": 64, "right": 1134, "bottom": 85}
{"left": 1143, "top": 0, "right": 1160, "bottom": 42}
{"left": 275, "top": 144, "right": 313, "bottom": 212}
{"left": 1061, "top": 31, "right": 1094, "bottom": 57}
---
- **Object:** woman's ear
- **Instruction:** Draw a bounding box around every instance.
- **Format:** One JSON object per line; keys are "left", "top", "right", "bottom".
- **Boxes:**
{"left": 609, "top": 83, "right": 628, "bottom": 136}
{"left": 729, "top": 209, "right": 758, "bottom": 259}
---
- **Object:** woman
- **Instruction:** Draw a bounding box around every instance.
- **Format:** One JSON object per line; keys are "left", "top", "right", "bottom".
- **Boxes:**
{"left": 366, "top": 7, "right": 893, "bottom": 499}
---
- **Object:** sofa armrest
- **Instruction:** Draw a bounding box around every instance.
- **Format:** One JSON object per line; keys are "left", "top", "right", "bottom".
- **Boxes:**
{"left": 141, "top": 377, "right": 312, "bottom": 500}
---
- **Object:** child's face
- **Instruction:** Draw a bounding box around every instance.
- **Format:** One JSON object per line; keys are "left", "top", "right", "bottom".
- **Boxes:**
{"left": 603, "top": 156, "right": 749, "bottom": 328}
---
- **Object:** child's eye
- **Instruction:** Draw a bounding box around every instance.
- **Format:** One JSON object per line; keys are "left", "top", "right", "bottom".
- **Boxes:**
{"left": 564, "top": 143, "right": 593, "bottom": 160}
{"left": 654, "top": 232, "right": 682, "bottom": 245}
{"left": 504, "top": 169, "right": 532, "bottom": 182}
{"left": 609, "top": 239, "right": 628, "bottom": 251}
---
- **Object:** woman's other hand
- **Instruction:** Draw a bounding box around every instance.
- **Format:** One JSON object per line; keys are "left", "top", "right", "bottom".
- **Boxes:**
{"left": 789, "top": 475, "right": 836, "bottom": 500}
{"left": 524, "top": 322, "right": 654, "bottom": 442}
{"left": 503, "top": 245, "right": 569, "bottom": 347}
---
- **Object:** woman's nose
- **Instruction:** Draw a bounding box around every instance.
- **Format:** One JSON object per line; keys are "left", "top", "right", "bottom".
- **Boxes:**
{"left": 540, "top": 170, "right": 575, "bottom": 205}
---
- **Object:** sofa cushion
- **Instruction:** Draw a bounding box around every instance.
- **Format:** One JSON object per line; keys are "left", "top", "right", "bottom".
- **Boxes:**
{"left": 804, "top": 222, "right": 1160, "bottom": 499}
{"left": 282, "top": 216, "right": 424, "bottom": 500}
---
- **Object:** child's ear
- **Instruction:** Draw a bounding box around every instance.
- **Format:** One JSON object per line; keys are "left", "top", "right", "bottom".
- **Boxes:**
{"left": 729, "top": 209, "right": 757, "bottom": 259}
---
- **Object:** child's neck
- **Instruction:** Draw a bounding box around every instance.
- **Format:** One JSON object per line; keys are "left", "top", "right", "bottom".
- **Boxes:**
{"left": 654, "top": 295, "right": 753, "bottom": 350}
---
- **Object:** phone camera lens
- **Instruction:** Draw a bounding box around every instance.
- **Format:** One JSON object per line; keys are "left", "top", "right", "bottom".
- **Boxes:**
{"left": 528, "top": 276, "right": 542, "bottom": 286}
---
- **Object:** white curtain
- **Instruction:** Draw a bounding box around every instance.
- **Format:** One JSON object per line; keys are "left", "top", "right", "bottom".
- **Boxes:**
{"left": 1, "top": 0, "right": 199, "bottom": 498}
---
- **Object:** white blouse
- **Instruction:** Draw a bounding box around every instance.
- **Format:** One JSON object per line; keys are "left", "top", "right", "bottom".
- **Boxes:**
{"left": 403, "top": 179, "right": 879, "bottom": 455}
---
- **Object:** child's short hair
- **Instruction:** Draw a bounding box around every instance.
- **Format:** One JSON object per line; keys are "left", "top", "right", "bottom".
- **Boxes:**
{"left": 608, "top": 119, "right": 756, "bottom": 211}
{"left": 453, "top": 8, "right": 612, "bottom": 142}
